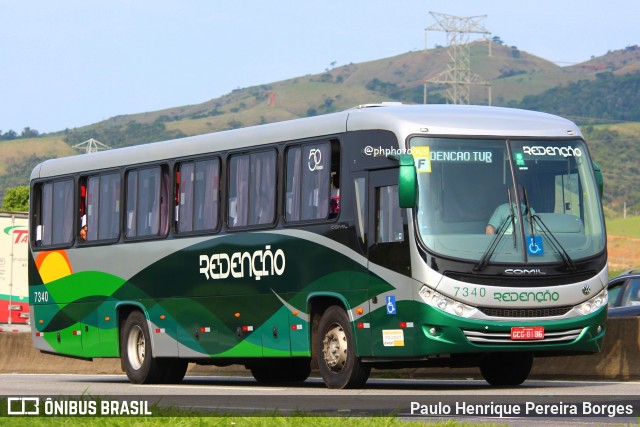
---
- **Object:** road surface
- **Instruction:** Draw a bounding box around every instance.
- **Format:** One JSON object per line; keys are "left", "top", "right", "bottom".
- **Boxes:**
{"left": 1, "top": 373, "right": 639, "bottom": 425}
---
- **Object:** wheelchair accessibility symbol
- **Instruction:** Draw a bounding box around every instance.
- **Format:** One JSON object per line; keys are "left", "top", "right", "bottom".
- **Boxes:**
{"left": 386, "top": 296, "right": 397, "bottom": 315}
{"left": 527, "top": 235, "right": 544, "bottom": 255}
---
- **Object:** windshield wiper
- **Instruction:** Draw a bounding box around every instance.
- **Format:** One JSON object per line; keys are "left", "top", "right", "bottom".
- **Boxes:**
{"left": 521, "top": 186, "right": 576, "bottom": 272}
{"left": 522, "top": 186, "right": 535, "bottom": 237}
{"left": 474, "top": 189, "right": 516, "bottom": 272}
{"left": 532, "top": 215, "right": 577, "bottom": 272}
{"left": 475, "top": 185, "right": 577, "bottom": 273}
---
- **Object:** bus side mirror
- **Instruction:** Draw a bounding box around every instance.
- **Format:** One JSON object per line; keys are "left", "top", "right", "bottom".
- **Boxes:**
{"left": 592, "top": 161, "right": 603, "bottom": 199}
{"left": 398, "top": 154, "right": 417, "bottom": 208}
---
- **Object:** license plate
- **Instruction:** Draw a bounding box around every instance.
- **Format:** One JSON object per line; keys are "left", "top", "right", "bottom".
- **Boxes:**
{"left": 511, "top": 326, "right": 544, "bottom": 340}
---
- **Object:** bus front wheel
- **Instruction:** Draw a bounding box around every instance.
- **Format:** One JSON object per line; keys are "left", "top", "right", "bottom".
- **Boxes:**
{"left": 480, "top": 352, "right": 533, "bottom": 386}
{"left": 120, "top": 311, "right": 164, "bottom": 384}
{"left": 314, "top": 305, "right": 370, "bottom": 389}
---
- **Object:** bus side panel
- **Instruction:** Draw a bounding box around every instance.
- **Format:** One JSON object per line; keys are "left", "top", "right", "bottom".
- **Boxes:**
{"left": 153, "top": 231, "right": 374, "bottom": 359}
{"left": 81, "top": 307, "right": 101, "bottom": 357}
{"left": 96, "top": 300, "right": 119, "bottom": 357}
{"left": 289, "top": 306, "right": 310, "bottom": 356}
{"left": 174, "top": 296, "right": 221, "bottom": 358}
{"left": 261, "top": 297, "right": 293, "bottom": 357}
{"left": 144, "top": 298, "right": 179, "bottom": 357}
{"left": 32, "top": 303, "right": 84, "bottom": 357}
{"left": 29, "top": 221, "right": 385, "bottom": 362}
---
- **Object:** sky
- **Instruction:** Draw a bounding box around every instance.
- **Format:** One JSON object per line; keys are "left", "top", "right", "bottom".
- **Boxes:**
{"left": 1, "top": 0, "right": 637, "bottom": 134}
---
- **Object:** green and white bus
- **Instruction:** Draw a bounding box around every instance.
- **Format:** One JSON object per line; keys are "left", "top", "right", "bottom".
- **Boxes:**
{"left": 29, "top": 104, "right": 608, "bottom": 388}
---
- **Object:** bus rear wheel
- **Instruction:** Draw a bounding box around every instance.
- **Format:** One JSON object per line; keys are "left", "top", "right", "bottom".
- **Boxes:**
{"left": 160, "top": 359, "right": 188, "bottom": 384}
{"left": 314, "top": 305, "right": 370, "bottom": 389}
{"left": 120, "top": 311, "right": 164, "bottom": 384}
{"left": 480, "top": 352, "right": 533, "bottom": 386}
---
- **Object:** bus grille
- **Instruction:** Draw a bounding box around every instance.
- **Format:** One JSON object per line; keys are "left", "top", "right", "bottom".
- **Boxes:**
{"left": 478, "top": 306, "right": 572, "bottom": 318}
{"left": 463, "top": 328, "right": 584, "bottom": 345}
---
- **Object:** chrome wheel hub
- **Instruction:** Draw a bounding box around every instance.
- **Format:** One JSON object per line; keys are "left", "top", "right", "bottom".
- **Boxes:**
{"left": 322, "top": 323, "right": 347, "bottom": 372}
{"left": 127, "top": 325, "right": 145, "bottom": 370}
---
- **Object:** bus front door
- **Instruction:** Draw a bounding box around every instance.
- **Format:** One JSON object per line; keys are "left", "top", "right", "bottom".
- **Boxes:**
{"left": 367, "top": 168, "right": 413, "bottom": 356}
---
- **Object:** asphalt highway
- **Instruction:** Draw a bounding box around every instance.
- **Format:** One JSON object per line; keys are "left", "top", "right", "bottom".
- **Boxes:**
{"left": 1, "top": 373, "right": 639, "bottom": 426}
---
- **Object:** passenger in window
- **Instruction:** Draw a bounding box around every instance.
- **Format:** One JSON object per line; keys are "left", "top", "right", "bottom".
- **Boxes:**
{"left": 79, "top": 215, "right": 88, "bottom": 242}
{"left": 329, "top": 173, "right": 340, "bottom": 218}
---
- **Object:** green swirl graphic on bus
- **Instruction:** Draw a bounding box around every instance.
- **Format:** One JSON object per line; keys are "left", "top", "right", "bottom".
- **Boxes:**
{"left": 199, "top": 245, "right": 286, "bottom": 280}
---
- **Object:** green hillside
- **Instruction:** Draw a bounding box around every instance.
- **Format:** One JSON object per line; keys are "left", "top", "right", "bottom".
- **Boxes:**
{"left": 0, "top": 136, "right": 74, "bottom": 200}
{"left": 48, "top": 42, "right": 603, "bottom": 135}
{"left": 607, "top": 216, "right": 640, "bottom": 238}
{"left": 516, "top": 71, "right": 640, "bottom": 122}
{"left": 2, "top": 43, "right": 639, "bottom": 217}
{"left": 582, "top": 123, "right": 640, "bottom": 217}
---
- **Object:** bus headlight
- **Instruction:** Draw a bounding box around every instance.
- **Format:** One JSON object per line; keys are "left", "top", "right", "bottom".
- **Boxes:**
{"left": 576, "top": 288, "right": 608, "bottom": 315}
{"left": 418, "top": 286, "right": 478, "bottom": 318}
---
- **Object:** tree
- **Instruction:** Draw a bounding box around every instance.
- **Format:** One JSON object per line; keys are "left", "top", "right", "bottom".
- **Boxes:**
{"left": 1, "top": 130, "right": 17, "bottom": 140}
{"left": 2, "top": 185, "right": 29, "bottom": 212}
{"left": 21, "top": 127, "right": 39, "bottom": 138}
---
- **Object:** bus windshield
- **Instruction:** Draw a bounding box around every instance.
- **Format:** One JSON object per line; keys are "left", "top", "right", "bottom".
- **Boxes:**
{"left": 410, "top": 137, "right": 605, "bottom": 265}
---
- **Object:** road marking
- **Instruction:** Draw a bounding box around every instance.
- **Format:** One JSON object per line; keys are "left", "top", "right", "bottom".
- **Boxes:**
{"left": 134, "top": 384, "right": 288, "bottom": 392}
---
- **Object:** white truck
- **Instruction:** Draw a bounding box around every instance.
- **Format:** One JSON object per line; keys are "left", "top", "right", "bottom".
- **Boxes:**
{"left": 0, "top": 212, "right": 29, "bottom": 332}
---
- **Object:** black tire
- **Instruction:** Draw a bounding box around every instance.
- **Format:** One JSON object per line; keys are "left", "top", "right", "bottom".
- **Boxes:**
{"left": 250, "top": 358, "right": 311, "bottom": 383}
{"left": 314, "top": 305, "right": 370, "bottom": 389}
{"left": 120, "top": 311, "right": 164, "bottom": 384}
{"left": 480, "top": 352, "right": 533, "bottom": 386}
{"left": 159, "top": 359, "right": 188, "bottom": 384}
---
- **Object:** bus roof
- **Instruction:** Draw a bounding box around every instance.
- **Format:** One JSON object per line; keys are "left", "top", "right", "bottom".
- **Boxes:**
{"left": 347, "top": 104, "right": 582, "bottom": 139}
{"left": 31, "top": 104, "right": 582, "bottom": 180}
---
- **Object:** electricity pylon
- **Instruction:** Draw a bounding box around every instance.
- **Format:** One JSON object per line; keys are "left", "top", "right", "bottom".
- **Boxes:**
{"left": 72, "top": 138, "right": 111, "bottom": 154}
{"left": 424, "top": 12, "right": 492, "bottom": 105}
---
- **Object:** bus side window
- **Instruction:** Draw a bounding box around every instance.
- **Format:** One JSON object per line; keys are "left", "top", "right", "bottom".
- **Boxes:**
{"left": 125, "top": 165, "right": 168, "bottom": 238}
{"left": 228, "top": 155, "right": 249, "bottom": 227}
{"left": 126, "top": 170, "right": 138, "bottom": 237}
{"left": 330, "top": 140, "right": 341, "bottom": 218}
{"left": 285, "top": 140, "right": 339, "bottom": 222}
{"left": 176, "top": 158, "right": 220, "bottom": 233}
{"left": 34, "top": 179, "right": 74, "bottom": 247}
{"left": 194, "top": 159, "right": 220, "bottom": 231}
{"left": 228, "top": 151, "right": 276, "bottom": 228}
{"left": 82, "top": 173, "right": 121, "bottom": 242}
{"left": 83, "top": 178, "right": 99, "bottom": 242}
{"left": 102, "top": 173, "right": 121, "bottom": 239}
{"left": 330, "top": 173, "right": 340, "bottom": 219}
{"left": 353, "top": 176, "right": 366, "bottom": 245}
{"left": 176, "top": 163, "right": 194, "bottom": 232}
{"left": 285, "top": 146, "right": 301, "bottom": 221}
{"left": 376, "top": 185, "right": 404, "bottom": 243}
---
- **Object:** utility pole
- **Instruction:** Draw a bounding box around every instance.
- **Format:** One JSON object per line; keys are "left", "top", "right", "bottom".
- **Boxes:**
{"left": 424, "top": 12, "right": 492, "bottom": 105}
